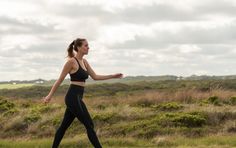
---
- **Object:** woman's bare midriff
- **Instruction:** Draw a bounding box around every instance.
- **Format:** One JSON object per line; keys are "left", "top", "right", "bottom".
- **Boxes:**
{"left": 70, "top": 81, "right": 85, "bottom": 87}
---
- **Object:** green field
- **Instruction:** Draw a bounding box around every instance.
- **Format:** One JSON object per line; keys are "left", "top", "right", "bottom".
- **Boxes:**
{"left": 0, "top": 83, "right": 35, "bottom": 89}
{"left": 1, "top": 134, "right": 236, "bottom": 147}
{"left": 0, "top": 79, "right": 236, "bottom": 147}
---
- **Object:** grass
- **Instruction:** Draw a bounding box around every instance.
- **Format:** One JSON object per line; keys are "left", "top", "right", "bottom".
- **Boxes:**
{"left": 1, "top": 134, "right": 236, "bottom": 147}
{"left": 0, "top": 134, "right": 155, "bottom": 148}
{"left": 1, "top": 80, "right": 236, "bottom": 147}
{"left": 0, "top": 83, "right": 35, "bottom": 89}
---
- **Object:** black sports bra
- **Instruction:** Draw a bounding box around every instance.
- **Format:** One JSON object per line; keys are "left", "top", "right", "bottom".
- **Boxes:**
{"left": 69, "top": 57, "right": 89, "bottom": 82}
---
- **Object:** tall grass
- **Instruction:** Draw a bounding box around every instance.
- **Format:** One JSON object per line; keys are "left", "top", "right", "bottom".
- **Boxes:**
{"left": 1, "top": 80, "right": 236, "bottom": 147}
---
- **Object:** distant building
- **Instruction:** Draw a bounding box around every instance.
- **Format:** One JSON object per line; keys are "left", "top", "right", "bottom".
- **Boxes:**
{"left": 35, "top": 80, "right": 44, "bottom": 84}
{"left": 177, "top": 76, "right": 184, "bottom": 80}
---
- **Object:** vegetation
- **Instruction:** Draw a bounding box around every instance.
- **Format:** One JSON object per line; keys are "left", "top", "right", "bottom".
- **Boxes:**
{"left": 0, "top": 79, "right": 236, "bottom": 147}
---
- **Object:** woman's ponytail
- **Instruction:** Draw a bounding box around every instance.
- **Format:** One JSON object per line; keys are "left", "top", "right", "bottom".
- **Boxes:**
{"left": 66, "top": 38, "right": 86, "bottom": 58}
{"left": 67, "top": 40, "right": 75, "bottom": 58}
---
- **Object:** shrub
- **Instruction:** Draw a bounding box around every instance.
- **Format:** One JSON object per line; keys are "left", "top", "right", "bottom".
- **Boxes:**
{"left": 207, "top": 96, "right": 221, "bottom": 105}
{"left": 132, "top": 99, "right": 154, "bottom": 107}
{"left": 0, "top": 98, "right": 15, "bottom": 112}
{"left": 227, "top": 127, "right": 236, "bottom": 133}
{"left": 96, "top": 104, "right": 106, "bottom": 110}
{"left": 52, "top": 117, "right": 61, "bottom": 127}
{"left": 151, "top": 102, "right": 184, "bottom": 111}
{"left": 105, "top": 111, "right": 207, "bottom": 139}
{"left": 3, "top": 108, "right": 19, "bottom": 116}
{"left": 172, "top": 114, "right": 206, "bottom": 127}
{"left": 205, "top": 111, "right": 236, "bottom": 125}
{"left": 30, "top": 104, "right": 59, "bottom": 114}
{"left": 159, "top": 112, "right": 207, "bottom": 127}
{"left": 92, "top": 112, "right": 116, "bottom": 122}
{"left": 21, "top": 102, "right": 31, "bottom": 108}
{"left": 24, "top": 113, "right": 41, "bottom": 124}
{"left": 4, "top": 116, "right": 28, "bottom": 132}
{"left": 181, "top": 127, "right": 206, "bottom": 137}
{"left": 229, "top": 96, "right": 236, "bottom": 105}
{"left": 136, "top": 124, "right": 164, "bottom": 138}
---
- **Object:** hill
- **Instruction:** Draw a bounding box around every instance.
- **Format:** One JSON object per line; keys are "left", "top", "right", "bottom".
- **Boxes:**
{"left": 0, "top": 79, "right": 236, "bottom": 147}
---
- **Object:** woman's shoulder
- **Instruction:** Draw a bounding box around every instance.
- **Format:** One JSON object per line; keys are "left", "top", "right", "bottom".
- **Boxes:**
{"left": 82, "top": 58, "right": 89, "bottom": 68}
{"left": 66, "top": 57, "right": 76, "bottom": 64}
{"left": 83, "top": 58, "right": 89, "bottom": 65}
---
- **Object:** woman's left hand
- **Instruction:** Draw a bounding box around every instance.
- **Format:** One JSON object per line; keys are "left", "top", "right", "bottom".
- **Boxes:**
{"left": 42, "top": 95, "right": 52, "bottom": 104}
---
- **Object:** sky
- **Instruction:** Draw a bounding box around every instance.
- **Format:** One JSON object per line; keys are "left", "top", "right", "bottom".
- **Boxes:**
{"left": 0, "top": 0, "right": 236, "bottom": 81}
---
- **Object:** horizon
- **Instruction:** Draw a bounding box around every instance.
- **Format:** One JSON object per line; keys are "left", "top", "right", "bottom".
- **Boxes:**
{"left": 1, "top": 74, "right": 236, "bottom": 83}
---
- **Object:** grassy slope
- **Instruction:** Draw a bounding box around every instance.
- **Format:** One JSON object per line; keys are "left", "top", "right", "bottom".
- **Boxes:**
{"left": 1, "top": 135, "right": 236, "bottom": 148}
{"left": 0, "top": 83, "right": 35, "bottom": 89}
{"left": 0, "top": 80, "right": 236, "bottom": 147}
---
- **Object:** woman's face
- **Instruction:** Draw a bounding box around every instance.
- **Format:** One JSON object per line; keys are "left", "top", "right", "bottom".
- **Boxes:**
{"left": 79, "top": 40, "right": 89, "bottom": 55}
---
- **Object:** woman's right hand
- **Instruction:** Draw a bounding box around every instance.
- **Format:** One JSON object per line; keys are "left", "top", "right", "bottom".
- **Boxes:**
{"left": 42, "top": 95, "right": 52, "bottom": 104}
{"left": 113, "top": 73, "right": 123, "bottom": 78}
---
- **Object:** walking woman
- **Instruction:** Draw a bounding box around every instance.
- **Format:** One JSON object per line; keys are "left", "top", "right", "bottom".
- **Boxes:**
{"left": 42, "top": 38, "right": 123, "bottom": 148}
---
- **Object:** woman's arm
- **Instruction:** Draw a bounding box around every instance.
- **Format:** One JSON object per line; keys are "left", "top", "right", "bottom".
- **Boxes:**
{"left": 42, "top": 59, "right": 73, "bottom": 103}
{"left": 84, "top": 59, "right": 123, "bottom": 80}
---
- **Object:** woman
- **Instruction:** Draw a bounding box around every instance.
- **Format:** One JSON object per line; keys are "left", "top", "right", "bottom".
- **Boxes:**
{"left": 42, "top": 38, "right": 123, "bottom": 148}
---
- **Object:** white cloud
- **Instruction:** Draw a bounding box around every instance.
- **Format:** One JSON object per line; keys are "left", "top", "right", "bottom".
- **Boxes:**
{"left": 0, "top": 0, "right": 236, "bottom": 81}
{"left": 0, "top": 35, "right": 41, "bottom": 51}
{"left": 179, "top": 44, "right": 201, "bottom": 53}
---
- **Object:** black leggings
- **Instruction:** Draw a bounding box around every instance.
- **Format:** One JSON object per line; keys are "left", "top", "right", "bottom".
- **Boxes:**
{"left": 52, "top": 84, "right": 102, "bottom": 148}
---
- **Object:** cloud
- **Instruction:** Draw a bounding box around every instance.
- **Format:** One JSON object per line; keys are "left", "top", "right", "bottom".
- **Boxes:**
{"left": 0, "top": 16, "right": 59, "bottom": 35}
{"left": 0, "top": 0, "right": 236, "bottom": 81}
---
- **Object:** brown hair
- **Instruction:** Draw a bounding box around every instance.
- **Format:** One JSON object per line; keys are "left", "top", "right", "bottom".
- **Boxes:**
{"left": 66, "top": 38, "right": 86, "bottom": 58}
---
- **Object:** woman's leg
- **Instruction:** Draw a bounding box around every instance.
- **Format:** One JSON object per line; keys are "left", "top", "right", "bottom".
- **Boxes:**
{"left": 52, "top": 107, "right": 75, "bottom": 148}
{"left": 75, "top": 96, "right": 102, "bottom": 148}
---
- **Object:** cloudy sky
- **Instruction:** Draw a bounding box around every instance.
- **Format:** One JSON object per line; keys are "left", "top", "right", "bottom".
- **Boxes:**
{"left": 0, "top": 0, "right": 236, "bottom": 81}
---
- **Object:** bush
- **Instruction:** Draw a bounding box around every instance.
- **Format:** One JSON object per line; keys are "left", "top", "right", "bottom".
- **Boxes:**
{"left": 172, "top": 114, "right": 206, "bottom": 127}
{"left": 30, "top": 104, "right": 59, "bottom": 114}
{"left": 181, "top": 127, "right": 206, "bottom": 137}
{"left": 105, "top": 111, "right": 207, "bottom": 138}
{"left": 21, "top": 102, "right": 31, "bottom": 108}
{"left": 159, "top": 112, "right": 207, "bottom": 127}
{"left": 92, "top": 112, "right": 116, "bottom": 122}
{"left": 132, "top": 99, "right": 154, "bottom": 107}
{"left": 52, "top": 117, "right": 61, "bottom": 127}
{"left": 3, "top": 108, "right": 19, "bottom": 116}
{"left": 205, "top": 111, "right": 236, "bottom": 125}
{"left": 24, "top": 113, "right": 41, "bottom": 124}
{"left": 207, "top": 96, "right": 221, "bottom": 105}
{"left": 4, "top": 116, "right": 28, "bottom": 132}
{"left": 136, "top": 125, "right": 162, "bottom": 138}
{"left": 151, "top": 102, "right": 184, "bottom": 111}
{"left": 96, "top": 104, "right": 106, "bottom": 110}
{"left": 229, "top": 96, "right": 236, "bottom": 105}
{"left": 0, "top": 98, "right": 15, "bottom": 112}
